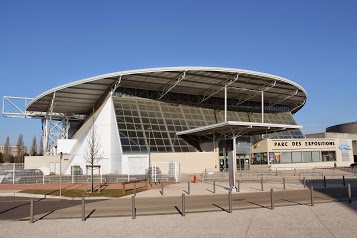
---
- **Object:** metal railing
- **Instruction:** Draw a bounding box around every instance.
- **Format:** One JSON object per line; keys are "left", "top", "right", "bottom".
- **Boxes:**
{"left": 0, "top": 163, "right": 181, "bottom": 184}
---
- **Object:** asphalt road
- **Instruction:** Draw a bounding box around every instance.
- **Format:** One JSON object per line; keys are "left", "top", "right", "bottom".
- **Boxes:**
{"left": 0, "top": 187, "right": 355, "bottom": 221}
{"left": 0, "top": 197, "right": 101, "bottom": 221}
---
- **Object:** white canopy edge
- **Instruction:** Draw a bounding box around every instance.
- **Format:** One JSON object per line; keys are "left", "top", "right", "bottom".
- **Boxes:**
{"left": 26, "top": 66, "right": 307, "bottom": 111}
{"left": 176, "top": 121, "right": 303, "bottom": 136}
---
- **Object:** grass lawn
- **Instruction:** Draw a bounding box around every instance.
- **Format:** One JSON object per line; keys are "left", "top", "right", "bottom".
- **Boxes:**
{"left": 19, "top": 188, "right": 145, "bottom": 197}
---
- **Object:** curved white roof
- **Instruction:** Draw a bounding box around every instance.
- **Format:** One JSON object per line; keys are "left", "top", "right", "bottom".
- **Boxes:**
{"left": 27, "top": 66, "right": 307, "bottom": 115}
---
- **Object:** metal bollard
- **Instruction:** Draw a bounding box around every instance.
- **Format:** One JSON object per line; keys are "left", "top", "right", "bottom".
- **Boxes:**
{"left": 270, "top": 188, "right": 274, "bottom": 210}
{"left": 261, "top": 178, "right": 264, "bottom": 191}
{"left": 228, "top": 191, "right": 232, "bottom": 213}
{"left": 161, "top": 182, "right": 164, "bottom": 196}
{"left": 237, "top": 180, "right": 240, "bottom": 192}
{"left": 82, "top": 198, "right": 85, "bottom": 221}
{"left": 343, "top": 175, "right": 345, "bottom": 187}
{"left": 134, "top": 183, "right": 136, "bottom": 196}
{"left": 324, "top": 176, "right": 326, "bottom": 187}
{"left": 188, "top": 181, "right": 190, "bottom": 195}
{"left": 30, "top": 199, "right": 34, "bottom": 223}
{"left": 182, "top": 193, "right": 186, "bottom": 216}
{"left": 348, "top": 183, "right": 352, "bottom": 204}
{"left": 132, "top": 196, "right": 136, "bottom": 219}
{"left": 303, "top": 177, "right": 306, "bottom": 188}
{"left": 213, "top": 181, "right": 216, "bottom": 193}
{"left": 310, "top": 186, "right": 314, "bottom": 206}
{"left": 283, "top": 178, "right": 286, "bottom": 190}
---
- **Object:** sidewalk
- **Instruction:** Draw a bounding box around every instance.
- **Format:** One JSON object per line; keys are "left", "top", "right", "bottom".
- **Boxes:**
{"left": 1, "top": 177, "right": 353, "bottom": 199}
{"left": 122, "top": 178, "right": 350, "bottom": 198}
{"left": 1, "top": 202, "right": 356, "bottom": 238}
{"left": 126, "top": 181, "right": 288, "bottom": 198}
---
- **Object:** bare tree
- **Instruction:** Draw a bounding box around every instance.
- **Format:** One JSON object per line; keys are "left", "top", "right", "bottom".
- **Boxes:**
{"left": 16, "top": 134, "right": 24, "bottom": 163}
{"left": 9, "top": 155, "right": 15, "bottom": 163}
{"left": 30, "top": 136, "right": 37, "bottom": 156}
{"left": 3, "top": 136, "right": 10, "bottom": 162}
{"left": 84, "top": 114, "right": 103, "bottom": 193}
{"left": 39, "top": 136, "right": 43, "bottom": 156}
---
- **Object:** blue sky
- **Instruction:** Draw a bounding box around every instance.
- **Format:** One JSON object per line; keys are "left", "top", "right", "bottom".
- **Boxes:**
{"left": 0, "top": 0, "right": 356, "bottom": 148}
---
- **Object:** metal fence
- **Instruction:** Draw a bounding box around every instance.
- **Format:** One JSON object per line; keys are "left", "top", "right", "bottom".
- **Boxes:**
{"left": 0, "top": 162, "right": 181, "bottom": 184}
{"left": 20, "top": 181, "right": 356, "bottom": 223}
{"left": 151, "top": 162, "right": 181, "bottom": 183}
{"left": 200, "top": 167, "right": 357, "bottom": 183}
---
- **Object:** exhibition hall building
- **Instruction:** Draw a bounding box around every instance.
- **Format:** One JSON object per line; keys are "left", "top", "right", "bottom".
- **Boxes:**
{"left": 4, "top": 67, "right": 353, "bottom": 175}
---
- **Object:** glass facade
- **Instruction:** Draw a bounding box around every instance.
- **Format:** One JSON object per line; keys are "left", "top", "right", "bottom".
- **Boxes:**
{"left": 271, "top": 151, "right": 336, "bottom": 164}
{"left": 252, "top": 152, "right": 268, "bottom": 164}
{"left": 113, "top": 96, "right": 304, "bottom": 154}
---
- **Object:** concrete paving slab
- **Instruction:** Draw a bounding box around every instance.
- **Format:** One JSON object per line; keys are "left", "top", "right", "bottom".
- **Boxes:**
{"left": 123, "top": 180, "right": 320, "bottom": 198}
{"left": 1, "top": 202, "right": 356, "bottom": 238}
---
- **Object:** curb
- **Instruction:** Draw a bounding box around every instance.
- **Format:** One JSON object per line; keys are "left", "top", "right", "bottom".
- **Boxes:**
{"left": 0, "top": 192, "right": 117, "bottom": 200}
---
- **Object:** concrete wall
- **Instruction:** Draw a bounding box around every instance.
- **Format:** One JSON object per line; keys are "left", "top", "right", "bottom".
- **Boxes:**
{"left": 121, "top": 154, "right": 149, "bottom": 175}
{"left": 150, "top": 151, "right": 219, "bottom": 173}
{"left": 252, "top": 139, "right": 268, "bottom": 153}
{"left": 54, "top": 139, "right": 77, "bottom": 155}
{"left": 61, "top": 96, "right": 122, "bottom": 175}
{"left": 252, "top": 138, "right": 354, "bottom": 168}
{"left": 24, "top": 155, "right": 70, "bottom": 175}
{"left": 306, "top": 132, "right": 357, "bottom": 157}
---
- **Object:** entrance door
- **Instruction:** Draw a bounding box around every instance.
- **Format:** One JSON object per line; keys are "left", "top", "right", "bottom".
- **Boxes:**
{"left": 236, "top": 157, "right": 245, "bottom": 170}
{"left": 236, "top": 154, "right": 250, "bottom": 170}
{"left": 237, "top": 154, "right": 245, "bottom": 171}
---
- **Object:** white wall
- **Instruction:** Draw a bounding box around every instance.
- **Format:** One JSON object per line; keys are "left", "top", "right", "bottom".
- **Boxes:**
{"left": 109, "top": 97, "right": 123, "bottom": 174}
{"left": 257, "top": 138, "right": 354, "bottom": 169}
{"left": 121, "top": 154, "right": 149, "bottom": 175}
{"left": 61, "top": 96, "right": 122, "bottom": 175}
{"left": 55, "top": 139, "right": 77, "bottom": 155}
{"left": 24, "top": 155, "right": 70, "bottom": 175}
{"left": 150, "top": 151, "right": 219, "bottom": 173}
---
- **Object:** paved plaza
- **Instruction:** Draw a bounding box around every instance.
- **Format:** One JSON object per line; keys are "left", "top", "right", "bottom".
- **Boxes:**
{"left": 1, "top": 202, "right": 356, "bottom": 238}
{"left": 1, "top": 176, "right": 356, "bottom": 238}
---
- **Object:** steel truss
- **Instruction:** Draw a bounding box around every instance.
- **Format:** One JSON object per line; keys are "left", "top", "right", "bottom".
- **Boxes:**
{"left": 114, "top": 87, "right": 291, "bottom": 113}
{"left": 2, "top": 96, "right": 35, "bottom": 118}
{"left": 200, "top": 74, "right": 239, "bottom": 103}
{"left": 42, "top": 117, "right": 70, "bottom": 155}
{"left": 159, "top": 71, "right": 186, "bottom": 99}
{"left": 2, "top": 96, "right": 86, "bottom": 155}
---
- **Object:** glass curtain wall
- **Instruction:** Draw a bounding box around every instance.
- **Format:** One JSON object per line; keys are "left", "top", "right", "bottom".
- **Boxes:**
{"left": 113, "top": 96, "right": 304, "bottom": 154}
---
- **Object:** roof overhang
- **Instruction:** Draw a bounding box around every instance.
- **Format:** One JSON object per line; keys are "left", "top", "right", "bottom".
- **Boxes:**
{"left": 176, "top": 121, "right": 303, "bottom": 137}
{"left": 25, "top": 66, "right": 307, "bottom": 116}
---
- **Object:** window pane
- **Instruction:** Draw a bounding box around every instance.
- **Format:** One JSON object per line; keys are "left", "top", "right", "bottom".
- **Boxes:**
{"left": 303, "top": 151, "right": 312, "bottom": 163}
{"left": 322, "top": 151, "right": 336, "bottom": 161}
{"left": 292, "top": 152, "right": 302, "bottom": 163}
{"left": 312, "top": 151, "right": 321, "bottom": 162}
{"left": 281, "top": 152, "right": 292, "bottom": 163}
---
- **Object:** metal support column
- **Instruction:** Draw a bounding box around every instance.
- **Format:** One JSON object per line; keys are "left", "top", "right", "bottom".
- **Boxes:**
{"left": 224, "top": 84, "right": 227, "bottom": 122}
{"left": 261, "top": 91, "right": 264, "bottom": 123}
{"left": 228, "top": 136, "right": 237, "bottom": 190}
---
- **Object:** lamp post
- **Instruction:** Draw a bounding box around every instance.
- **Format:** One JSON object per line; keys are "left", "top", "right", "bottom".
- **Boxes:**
{"left": 59, "top": 152, "right": 62, "bottom": 197}
{"left": 147, "top": 127, "right": 152, "bottom": 184}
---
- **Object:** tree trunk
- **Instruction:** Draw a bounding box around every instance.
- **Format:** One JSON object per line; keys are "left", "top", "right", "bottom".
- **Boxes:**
{"left": 91, "top": 162, "right": 94, "bottom": 193}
